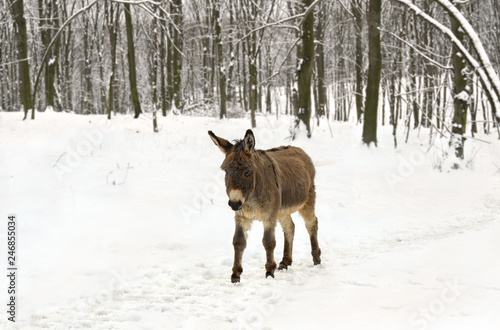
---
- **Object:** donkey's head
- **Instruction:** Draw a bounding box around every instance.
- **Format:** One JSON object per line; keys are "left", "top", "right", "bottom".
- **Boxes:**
{"left": 208, "top": 129, "right": 256, "bottom": 211}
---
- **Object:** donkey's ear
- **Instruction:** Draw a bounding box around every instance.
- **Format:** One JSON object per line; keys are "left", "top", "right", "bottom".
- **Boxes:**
{"left": 243, "top": 129, "right": 255, "bottom": 154}
{"left": 208, "top": 130, "right": 233, "bottom": 154}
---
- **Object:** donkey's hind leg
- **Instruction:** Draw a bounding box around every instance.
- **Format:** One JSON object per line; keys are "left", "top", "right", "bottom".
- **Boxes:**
{"left": 278, "top": 215, "right": 295, "bottom": 270}
{"left": 299, "top": 191, "right": 321, "bottom": 265}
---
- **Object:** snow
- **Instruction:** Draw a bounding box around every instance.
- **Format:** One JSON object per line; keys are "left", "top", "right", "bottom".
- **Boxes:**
{"left": 455, "top": 91, "right": 469, "bottom": 102}
{"left": 297, "top": 58, "right": 304, "bottom": 71}
{"left": 1, "top": 111, "right": 499, "bottom": 329}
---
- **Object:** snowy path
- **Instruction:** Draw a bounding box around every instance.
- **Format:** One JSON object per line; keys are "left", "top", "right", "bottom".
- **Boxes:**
{"left": 25, "top": 197, "right": 500, "bottom": 330}
{"left": 1, "top": 112, "right": 499, "bottom": 329}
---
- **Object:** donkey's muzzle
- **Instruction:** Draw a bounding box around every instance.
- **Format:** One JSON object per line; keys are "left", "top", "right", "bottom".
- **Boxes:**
{"left": 228, "top": 200, "right": 242, "bottom": 211}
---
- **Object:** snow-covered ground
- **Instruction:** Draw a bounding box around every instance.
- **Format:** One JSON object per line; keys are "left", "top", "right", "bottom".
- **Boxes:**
{"left": 0, "top": 111, "right": 499, "bottom": 329}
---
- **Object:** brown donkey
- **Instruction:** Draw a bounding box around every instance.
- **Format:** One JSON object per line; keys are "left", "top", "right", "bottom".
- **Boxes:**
{"left": 208, "top": 129, "right": 321, "bottom": 283}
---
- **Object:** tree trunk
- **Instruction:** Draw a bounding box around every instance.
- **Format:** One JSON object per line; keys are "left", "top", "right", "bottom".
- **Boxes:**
{"left": 10, "top": 0, "right": 34, "bottom": 119}
{"left": 60, "top": 0, "right": 75, "bottom": 113}
{"left": 200, "top": 0, "right": 211, "bottom": 101}
{"left": 241, "top": 37, "right": 248, "bottom": 112}
{"left": 166, "top": 8, "right": 174, "bottom": 110}
{"left": 0, "top": 39, "right": 4, "bottom": 111}
{"left": 420, "top": 0, "right": 432, "bottom": 128}
{"left": 353, "top": 0, "right": 364, "bottom": 123}
{"left": 470, "top": 78, "right": 478, "bottom": 137}
{"left": 248, "top": 39, "right": 257, "bottom": 128}
{"left": 450, "top": 5, "right": 469, "bottom": 161}
{"left": 172, "top": 0, "right": 183, "bottom": 111}
{"left": 38, "top": 0, "right": 60, "bottom": 112}
{"left": 106, "top": 1, "right": 119, "bottom": 119}
{"left": 409, "top": 12, "right": 419, "bottom": 129}
{"left": 227, "top": 1, "right": 235, "bottom": 103}
{"left": 315, "top": 2, "right": 327, "bottom": 119}
{"left": 247, "top": 3, "right": 258, "bottom": 128}
{"left": 124, "top": 3, "right": 142, "bottom": 118}
{"left": 296, "top": 0, "right": 315, "bottom": 138}
{"left": 258, "top": 49, "right": 262, "bottom": 113}
{"left": 151, "top": 6, "right": 160, "bottom": 132}
{"left": 96, "top": 3, "right": 106, "bottom": 114}
{"left": 362, "top": 0, "right": 382, "bottom": 146}
{"left": 264, "top": 43, "right": 272, "bottom": 114}
{"left": 214, "top": 0, "right": 226, "bottom": 119}
{"left": 81, "top": 0, "right": 94, "bottom": 115}
{"left": 160, "top": 8, "right": 167, "bottom": 116}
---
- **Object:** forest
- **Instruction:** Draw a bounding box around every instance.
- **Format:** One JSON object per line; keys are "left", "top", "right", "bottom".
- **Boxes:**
{"left": 2, "top": 1, "right": 500, "bottom": 328}
{"left": 2, "top": 0, "right": 500, "bottom": 154}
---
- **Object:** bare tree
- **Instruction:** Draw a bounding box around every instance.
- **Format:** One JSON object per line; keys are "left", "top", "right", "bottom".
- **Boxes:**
{"left": 214, "top": 0, "right": 226, "bottom": 119}
{"left": 315, "top": 1, "right": 327, "bottom": 120}
{"left": 450, "top": 3, "right": 469, "bottom": 161}
{"left": 124, "top": 2, "right": 142, "bottom": 118}
{"left": 352, "top": 0, "right": 364, "bottom": 124}
{"left": 105, "top": 1, "right": 120, "bottom": 119}
{"left": 295, "top": 0, "right": 315, "bottom": 137}
{"left": 38, "top": 0, "right": 61, "bottom": 112}
{"left": 395, "top": 0, "right": 500, "bottom": 124}
{"left": 9, "top": 0, "right": 33, "bottom": 119}
{"left": 171, "top": 0, "right": 183, "bottom": 111}
{"left": 362, "top": 0, "right": 382, "bottom": 146}
{"left": 3, "top": 0, "right": 500, "bottom": 153}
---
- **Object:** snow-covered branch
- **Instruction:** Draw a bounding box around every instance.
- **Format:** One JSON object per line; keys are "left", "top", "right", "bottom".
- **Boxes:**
{"left": 393, "top": 0, "right": 500, "bottom": 120}
{"left": 435, "top": 0, "right": 500, "bottom": 106}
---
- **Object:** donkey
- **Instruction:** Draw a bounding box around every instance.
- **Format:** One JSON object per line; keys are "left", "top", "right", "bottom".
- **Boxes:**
{"left": 208, "top": 129, "right": 321, "bottom": 283}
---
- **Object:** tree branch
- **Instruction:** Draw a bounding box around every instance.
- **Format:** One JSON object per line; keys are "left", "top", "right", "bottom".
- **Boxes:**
{"left": 380, "top": 28, "right": 452, "bottom": 70}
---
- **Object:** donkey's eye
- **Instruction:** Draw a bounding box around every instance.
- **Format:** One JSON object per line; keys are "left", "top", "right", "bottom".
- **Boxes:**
{"left": 244, "top": 170, "right": 251, "bottom": 177}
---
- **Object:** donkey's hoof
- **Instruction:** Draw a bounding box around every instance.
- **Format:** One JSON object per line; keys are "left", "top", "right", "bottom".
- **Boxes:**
{"left": 278, "top": 264, "right": 288, "bottom": 271}
{"left": 231, "top": 274, "right": 241, "bottom": 283}
{"left": 265, "top": 271, "right": 275, "bottom": 278}
{"left": 314, "top": 260, "right": 321, "bottom": 266}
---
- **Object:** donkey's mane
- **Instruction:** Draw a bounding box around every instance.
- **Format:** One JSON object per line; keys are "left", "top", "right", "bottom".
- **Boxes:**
{"left": 231, "top": 140, "right": 290, "bottom": 153}
{"left": 232, "top": 139, "right": 245, "bottom": 151}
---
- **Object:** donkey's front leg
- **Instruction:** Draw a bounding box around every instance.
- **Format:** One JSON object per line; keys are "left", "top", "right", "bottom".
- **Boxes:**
{"left": 262, "top": 221, "right": 277, "bottom": 278}
{"left": 231, "top": 220, "right": 248, "bottom": 283}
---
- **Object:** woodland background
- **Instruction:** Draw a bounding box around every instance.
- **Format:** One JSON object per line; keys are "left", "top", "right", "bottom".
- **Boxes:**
{"left": 2, "top": 2, "right": 500, "bottom": 327}
{"left": 1, "top": 0, "right": 500, "bottom": 153}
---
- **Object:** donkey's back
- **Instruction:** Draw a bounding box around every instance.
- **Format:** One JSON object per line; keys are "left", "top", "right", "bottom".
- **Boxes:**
{"left": 263, "top": 146, "right": 316, "bottom": 213}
